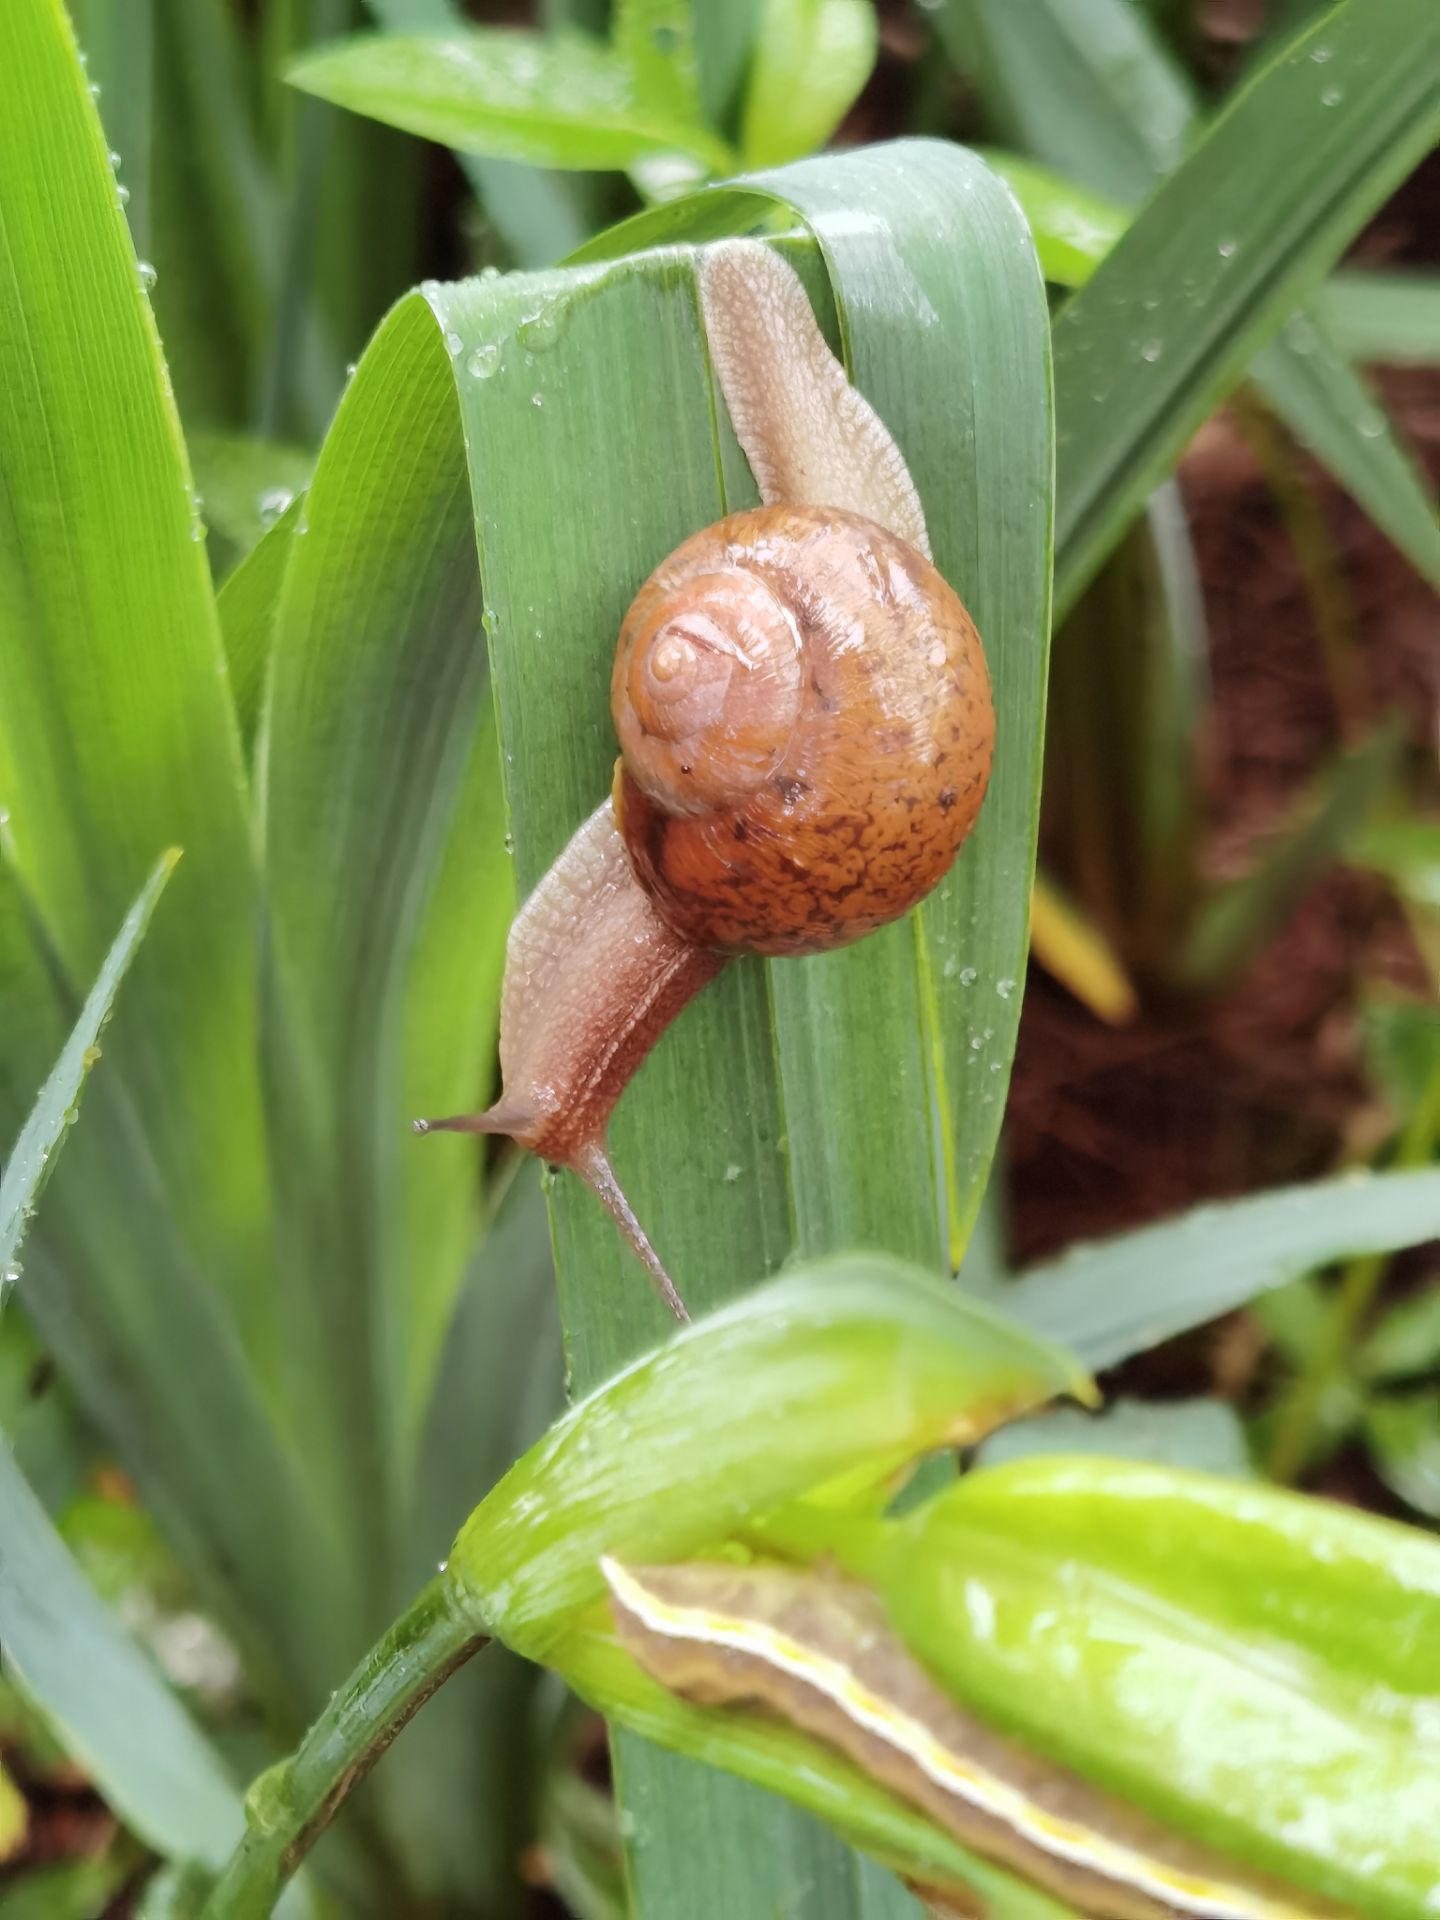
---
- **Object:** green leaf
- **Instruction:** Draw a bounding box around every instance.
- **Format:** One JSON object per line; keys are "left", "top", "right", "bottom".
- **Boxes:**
{"left": 941, "top": 0, "right": 1192, "bottom": 203}
{"left": 420, "top": 140, "right": 1053, "bottom": 1913}
{"left": 1251, "top": 312, "right": 1440, "bottom": 590}
{"left": 201, "top": 1261, "right": 1084, "bottom": 1920}
{"left": 0, "top": 0, "right": 338, "bottom": 1713}
{"left": 187, "top": 432, "right": 312, "bottom": 580}
{"left": 0, "top": 866, "right": 260, "bottom": 1884}
{"left": 0, "top": 857, "right": 174, "bottom": 1290}
{"left": 376, "top": 1167, "right": 562, "bottom": 1909}
{"left": 615, "top": 0, "right": 704, "bottom": 125}
{"left": 977, "top": 149, "right": 1127, "bottom": 287}
{"left": 258, "top": 286, "right": 510, "bottom": 1598}
{"left": 1362, "top": 1284, "right": 1440, "bottom": 1385}
{"left": 0, "top": 1451, "right": 245, "bottom": 1869}
{"left": 1318, "top": 269, "right": 1440, "bottom": 366}
{"left": 287, "top": 30, "right": 734, "bottom": 173}
{"left": 362, "top": 0, "right": 593, "bottom": 267}
{"left": 991, "top": 1165, "right": 1440, "bottom": 1370}
{"left": 0, "top": 0, "right": 271, "bottom": 1334}
{"left": 1182, "top": 728, "right": 1397, "bottom": 988}
{"left": 1365, "top": 1392, "right": 1440, "bottom": 1520}
{"left": 214, "top": 494, "right": 303, "bottom": 751}
{"left": 1349, "top": 819, "right": 1440, "bottom": 913}
{"left": 1050, "top": 0, "right": 1440, "bottom": 616}
{"left": 867, "top": 1458, "right": 1440, "bottom": 1916}
{"left": 740, "top": 0, "right": 878, "bottom": 168}
{"left": 1358, "top": 993, "right": 1440, "bottom": 1124}
{"left": 978, "top": 1396, "right": 1253, "bottom": 1477}
{"left": 453, "top": 1257, "right": 1086, "bottom": 1661}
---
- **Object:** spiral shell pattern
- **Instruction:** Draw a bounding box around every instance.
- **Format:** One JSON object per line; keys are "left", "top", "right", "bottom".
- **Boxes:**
{"left": 612, "top": 504, "right": 994, "bottom": 957}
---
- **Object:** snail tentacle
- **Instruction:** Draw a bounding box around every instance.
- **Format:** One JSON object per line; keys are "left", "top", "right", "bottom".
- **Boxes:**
{"left": 414, "top": 799, "right": 720, "bottom": 1320}
{"left": 698, "top": 239, "right": 932, "bottom": 558}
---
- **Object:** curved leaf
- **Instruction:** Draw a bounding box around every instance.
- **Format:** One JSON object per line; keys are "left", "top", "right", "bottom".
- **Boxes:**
{"left": 992, "top": 1164, "right": 1440, "bottom": 1370}
{"left": 451, "top": 1257, "right": 1086, "bottom": 1661}
{"left": 1050, "top": 0, "right": 1440, "bottom": 614}
{"left": 865, "top": 1459, "right": 1440, "bottom": 1916}
{"left": 287, "top": 31, "right": 733, "bottom": 173}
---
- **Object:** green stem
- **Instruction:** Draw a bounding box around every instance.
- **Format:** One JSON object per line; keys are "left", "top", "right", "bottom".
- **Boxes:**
{"left": 201, "top": 1576, "right": 488, "bottom": 1919}
{"left": 1267, "top": 1071, "right": 1440, "bottom": 1484}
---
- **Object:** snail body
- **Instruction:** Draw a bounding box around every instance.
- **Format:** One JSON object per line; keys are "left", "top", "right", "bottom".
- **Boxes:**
{"left": 418, "top": 242, "right": 995, "bottom": 1321}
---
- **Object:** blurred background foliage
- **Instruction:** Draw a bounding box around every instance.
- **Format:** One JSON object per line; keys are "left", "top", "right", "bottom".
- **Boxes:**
{"left": 0, "top": 0, "right": 1436, "bottom": 1913}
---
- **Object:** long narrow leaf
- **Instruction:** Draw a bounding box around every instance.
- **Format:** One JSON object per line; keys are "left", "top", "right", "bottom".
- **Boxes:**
{"left": 0, "top": 0, "right": 339, "bottom": 1714}
{"left": 0, "top": 856, "right": 174, "bottom": 1283}
{"left": 381, "top": 140, "right": 1052, "bottom": 1913}
{"left": 0, "top": 867, "right": 269, "bottom": 1886}
{"left": 0, "top": 1454, "right": 245, "bottom": 1871}
{"left": 1050, "top": 0, "right": 1440, "bottom": 614}
{"left": 259, "top": 290, "right": 509, "bottom": 1610}
{"left": 288, "top": 31, "right": 733, "bottom": 172}
{"left": 992, "top": 1165, "right": 1440, "bottom": 1369}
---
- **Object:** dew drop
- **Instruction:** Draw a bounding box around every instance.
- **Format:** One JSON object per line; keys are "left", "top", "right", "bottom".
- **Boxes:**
{"left": 723, "top": 1163, "right": 742, "bottom": 1183}
{"left": 137, "top": 260, "right": 157, "bottom": 290}
{"left": 107, "top": 149, "right": 121, "bottom": 169}
{"left": 959, "top": 965, "right": 978, "bottom": 985}
{"left": 996, "top": 978, "right": 1015, "bottom": 999}
{"left": 1321, "top": 86, "right": 1342, "bottom": 106}
{"left": 444, "top": 330, "right": 462, "bottom": 357}
{"left": 531, "top": 392, "right": 544, "bottom": 408}
{"left": 256, "top": 486, "right": 294, "bottom": 529}
{"left": 1310, "top": 45, "right": 1332, "bottom": 62}
{"left": 1140, "top": 339, "right": 1162, "bottom": 364}
{"left": 467, "top": 342, "right": 501, "bottom": 381}
{"left": 116, "top": 183, "right": 130, "bottom": 207}
{"left": 517, "top": 295, "right": 570, "bottom": 353}
{"left": 1217, "top": 238, "right": 1237, "bottom": 260}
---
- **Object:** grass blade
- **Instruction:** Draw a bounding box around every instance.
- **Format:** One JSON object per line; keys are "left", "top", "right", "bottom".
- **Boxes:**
{"left": 288, "top": 30, "right": 734, "bottom": 172}
{"left": 0, "top": 864, "right": 261, "bottom": 1882}
{"left": 0, "top": 856, "right": 175, "bottom": 1283}
{"left": 0, "top": 1454, "right": 246, "bottom": 1872}
{"left": 399, "top": 135, "right": 1051, "bottom": 1917}
{"left": 1251, "top": 315, "right": 1440, "bottom": 590}
{"left": 1051, "top": 0, "right": 1440, "bottom": 615}
{"left": 1318, "top": 269, "right": 1440, "bottom": 365}
{"left": 259, "top": 292, "right": 510, "bottom": 1615}
{"left": 739, "top": 0, "right": 878, "bottom": 168}
{"left": 0, "top": 0, "right": 273, "bottom": 1347}
{"left": 993, "top": 1165, "right": 1440, "bottom": 1370}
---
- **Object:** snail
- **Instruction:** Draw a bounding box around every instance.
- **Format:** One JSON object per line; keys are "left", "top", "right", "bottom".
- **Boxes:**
{"left": 417, "top": 241, "right": 995, "bottom": 1322}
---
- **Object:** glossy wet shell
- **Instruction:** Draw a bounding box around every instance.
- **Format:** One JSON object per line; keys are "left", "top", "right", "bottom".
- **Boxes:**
{"left": 612, "top": 504, "right": 994, "bottom": 957}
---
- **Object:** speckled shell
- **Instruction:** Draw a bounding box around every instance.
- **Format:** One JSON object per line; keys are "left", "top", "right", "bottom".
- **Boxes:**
{"left": 612, "top": 504, "right": 994, "bottom": 958}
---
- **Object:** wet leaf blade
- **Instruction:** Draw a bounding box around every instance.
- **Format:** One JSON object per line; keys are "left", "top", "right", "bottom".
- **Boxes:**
{"left": 287, "top": 30, "right": 733, "bottom": 172}
{"left": 0, "top": 1449, "right": 245, "bottom": 1869}
{"left": 1051, "top": 0, "right": 1440, "bottom": 615}
{"left": 993, "top": 1164, "right": 1440, "bottom": 1370}
{"left": 0, "top": 857, "right": 175, "bottom": 1282}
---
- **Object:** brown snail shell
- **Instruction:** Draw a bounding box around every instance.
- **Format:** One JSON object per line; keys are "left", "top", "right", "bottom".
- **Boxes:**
{"left": 612, "top": 504, "right": 992, "bottom": 958}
